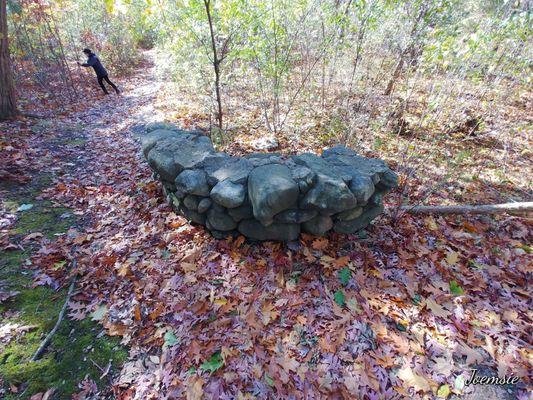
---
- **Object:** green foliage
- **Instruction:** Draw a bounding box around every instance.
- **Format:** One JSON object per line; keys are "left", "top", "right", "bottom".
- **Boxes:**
{"left": 333, "top": 290, "right": 346, "bottom": 308}
{"left": 264, "top": 373, "right": 274, "bottom": 386}
{"left": 337, "top": 267, "right": 351, "bottom": 286}
{"left": 163, "top": 330, "right": 180, "bottom": 349}
{"left": 437, "top": 384, "right": 451, "bottom": 398}
{"left": 449, "top": 280, "right": 464, "bottom": 296}
{"left": 199, "top": 351, "right": 224, "bottom": 374}
{"left": 1, "top": 307, "right": 127, "bottom": 399}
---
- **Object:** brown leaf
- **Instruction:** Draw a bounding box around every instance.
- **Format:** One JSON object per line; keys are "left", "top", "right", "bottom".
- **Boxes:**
{"left": 185, "top": 376, "right": 204, "bottom": 400}
{"left": 458, "top": 341, "right": 485, "bottom": 365}
{"left": 425, "top": 297, "right": 451, "bottom": 319}
{"left": 397, "top": 365, "right": 430, "bottom": 392}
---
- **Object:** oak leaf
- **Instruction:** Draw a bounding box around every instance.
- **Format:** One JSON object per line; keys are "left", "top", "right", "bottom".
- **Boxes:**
{"left": 397, "top": 365, "right": 430, "bottom": 392}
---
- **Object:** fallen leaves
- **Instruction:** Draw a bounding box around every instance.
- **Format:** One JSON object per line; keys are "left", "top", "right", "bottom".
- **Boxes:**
{"left": 397, "top": 365, "right": 431, "bottom": 392}
{"left": 260, "top": 302, "right": 279, "bottom": 325}
{"left": 446, "top": 250, "right": 460, "bottom": 266}
{"left": 5, "top": 66, "right": 529, "bottom": 400}
{"left": 185, "top": 377, "right": 204, "bottom": 400}
{"left": 458, "top": 341, "right": 485, "bottom": 365}
{"left": 90, "top": 304, "right": 108, "bottom": 321}
{"left": 425, "top": 297, "right": 452, "bottom": 319}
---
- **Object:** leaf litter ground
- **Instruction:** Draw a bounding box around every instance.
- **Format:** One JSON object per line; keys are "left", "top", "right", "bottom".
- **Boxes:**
{"left": 1, "top": 54, "right": 531, "bottom": 399}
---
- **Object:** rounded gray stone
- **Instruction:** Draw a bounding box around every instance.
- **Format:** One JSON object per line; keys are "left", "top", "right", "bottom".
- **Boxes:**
{"left": 274, "top": 209, "right": 318, "bottom": 224}
{"left": 210, "top": 180, "right": 246, "bottom": 208}
{"left": 300, "top": 174, "right": 356, "bottom": 215}
{"left": 333, "top": 204, "right": 384, "bottom": 234}
{"left": 209, "top": 229, "right": 238, "bottom": 240}
{"left": 227, "top": 203, "right": 253, "bottom": 222}
{"left": 197, "top": 198, "right": 212, "bottom": 214}
{"left": 175, "top": 169, "right": 210, "bottom": 197}
{"left": 207, "top": 209, "right": 237, "bottom": 231}
{"left": 349, "top": 175, "right": 374, "bottom": 205}
{"left": 368, "top": 191, "right": 384, "bottom": 206}
{"left": 302, "top": 215, "right": 333, "bottom": 236}
{"left": 335, "top": 207, "right": 364, "bottom": 221}
{"left": 238, "top": 219, "right": 300, "bottom": 241}
{"left": 248, "top": 164, "right": 299, "bottom": 224}
{"left": 207, "top": 158, "right": 253, "bottom": 184}
{"left": 183, "top": 195, "right": 200, "bottom": 211}
{"left": 180, "top": 206, "right": 206, "bottom": 225}
{"left": 377, "top": 169, "right": 399, "bottom": 191}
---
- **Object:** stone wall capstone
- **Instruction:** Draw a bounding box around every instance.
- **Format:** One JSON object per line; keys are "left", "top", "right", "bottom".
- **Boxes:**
{"left": 141, "top": 122, "right": 398, "bottom": 241}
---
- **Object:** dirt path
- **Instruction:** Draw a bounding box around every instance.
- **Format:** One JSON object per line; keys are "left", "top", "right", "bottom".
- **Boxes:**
{"left": 0, "top": 51, "right": 167, "bottom": 399}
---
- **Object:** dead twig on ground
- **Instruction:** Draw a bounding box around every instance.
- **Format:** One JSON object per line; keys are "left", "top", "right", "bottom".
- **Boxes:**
{"left": 30, "top": 259, "right": 77, "bottom": 362}
{"left": 394, "top": 201, "right": 533, "bottom": 215}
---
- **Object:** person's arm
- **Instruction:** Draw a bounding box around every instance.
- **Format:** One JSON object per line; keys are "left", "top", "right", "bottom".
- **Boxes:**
{"left": 78, "top": 58, "right": 96, "bottom": 67}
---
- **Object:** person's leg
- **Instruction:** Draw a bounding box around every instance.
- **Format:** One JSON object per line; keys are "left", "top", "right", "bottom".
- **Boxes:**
{"left": 103, "top": 76, "right": 120, "bottom": 94}
{"left": 97, "top": 76, "right": 109, "bottom": 94}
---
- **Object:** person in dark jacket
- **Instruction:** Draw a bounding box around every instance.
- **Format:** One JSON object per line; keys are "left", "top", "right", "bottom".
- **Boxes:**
{"left": 77, "top": 48, "right": 120, "bottom": 95}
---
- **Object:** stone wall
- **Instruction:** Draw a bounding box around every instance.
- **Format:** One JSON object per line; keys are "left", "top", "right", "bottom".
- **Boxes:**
{"left": 141, "top": 122, "right": 398, "bottom": 241}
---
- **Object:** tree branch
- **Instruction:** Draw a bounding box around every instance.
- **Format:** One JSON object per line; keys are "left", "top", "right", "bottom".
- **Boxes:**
{"left": 394, "top": 201, "right": 533, "bottom": 215}
{"left": 31, "top": 263, "right": 77, "bottom": 362}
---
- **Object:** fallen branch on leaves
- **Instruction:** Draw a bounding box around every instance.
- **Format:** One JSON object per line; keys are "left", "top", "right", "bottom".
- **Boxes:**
{"left": 31, "top": 260, "right": 77, "bottom": 362}
{"left": 395, "top": 201, "right": 533, "bottom": 215}
{"left": 20, "top": 112, "right": 48, "bottom": 119}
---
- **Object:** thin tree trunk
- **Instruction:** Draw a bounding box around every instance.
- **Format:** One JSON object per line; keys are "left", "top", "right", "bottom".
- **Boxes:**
{"left": 0, "top": 0, "right": 17, "bottom": 119}
{"left": 384, "top": 4, "right": 429, "bottom": 96}
{"left": 204, "top": 0, "right": 223, "bottom": 132}
{"left": 384, "top": 47, "right": 407, "bottom": 96}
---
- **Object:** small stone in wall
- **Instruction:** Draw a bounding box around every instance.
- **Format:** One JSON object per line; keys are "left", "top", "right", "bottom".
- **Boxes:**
{"left": 210, "top": 180, "right": 246, "bottom": 209}
{"left": 175, "top": 169, "right": 210, "bottom": 197}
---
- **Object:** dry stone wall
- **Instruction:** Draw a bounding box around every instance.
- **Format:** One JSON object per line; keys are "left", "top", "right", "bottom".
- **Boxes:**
{"left": 141, "top": 122, "right": 398, "bottom": 241}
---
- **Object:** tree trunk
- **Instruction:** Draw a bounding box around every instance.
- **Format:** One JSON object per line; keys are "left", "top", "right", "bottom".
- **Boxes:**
{"left": 204, "top": 0, "right": 223, "bottom": 132}
{"left": 0, "top": 0, "right": 17, "bottom": 119}
{"left": 383, "top": 52, "right": 405, "bottom": 96}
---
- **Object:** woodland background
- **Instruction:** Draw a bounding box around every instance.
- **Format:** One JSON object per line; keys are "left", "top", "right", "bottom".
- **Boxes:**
{"left": 0, "top": 0, "right": 531, "bottom": 399}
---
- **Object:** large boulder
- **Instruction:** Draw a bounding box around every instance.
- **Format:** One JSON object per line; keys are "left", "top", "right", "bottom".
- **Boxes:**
{"left": 300, "top": 174, "right": 357, "bottom": 214}
{"left": 290, "top": 165, "right": 316, "bottom": 194}
{"left": 248, "top": 164, "right": 299, "bottom": 225}
{"left": 141, "top": 129, "right": 180, "bottom": 158}
{"left": 292, "top": 153, "right": 356, "bottom": 214}
{"left": 147, "top": 135, "right": 215, "bottom": 182}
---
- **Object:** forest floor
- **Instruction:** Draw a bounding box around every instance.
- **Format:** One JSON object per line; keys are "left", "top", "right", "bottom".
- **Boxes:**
{"left": 0, "top": 51, "right": 531, "bottom": 399}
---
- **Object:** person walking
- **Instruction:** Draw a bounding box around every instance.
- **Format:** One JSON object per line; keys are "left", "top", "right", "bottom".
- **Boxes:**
{"left": 77, "top": 48, "right": 120, "bottom": 95}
